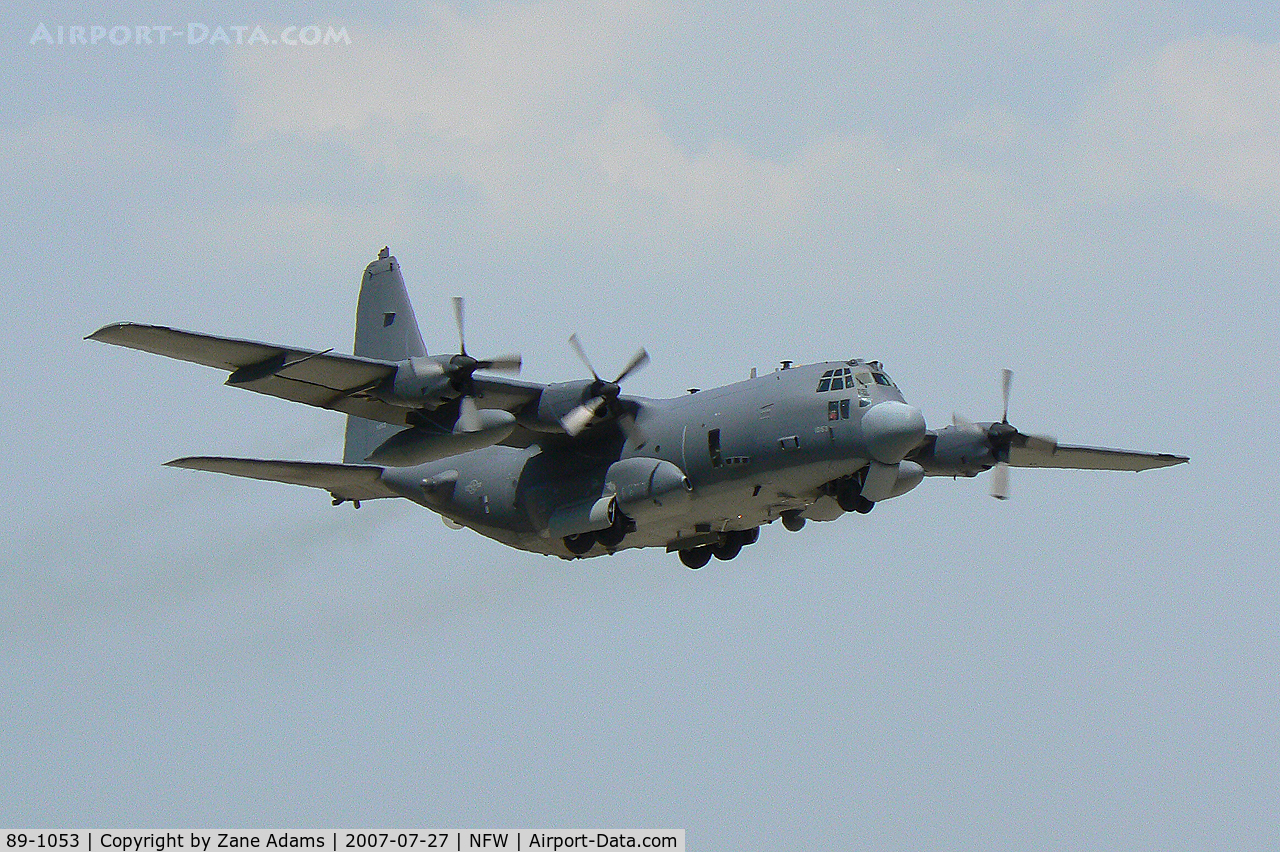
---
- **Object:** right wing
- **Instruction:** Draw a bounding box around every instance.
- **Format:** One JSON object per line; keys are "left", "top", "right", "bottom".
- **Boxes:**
{"left": 88, "top": 322, "right": 547, "bottom": 431}
{"left": 166, "top": 456, "right": 398, "bottom": 502}
{"left": 88, "top": 323, "right": 412, "bottom": 426}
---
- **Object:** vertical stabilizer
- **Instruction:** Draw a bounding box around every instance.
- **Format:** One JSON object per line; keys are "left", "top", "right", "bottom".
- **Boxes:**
{"left": 344, "top": 248, "right": 426, "bottom": 463}
{"left": 353, "top": 247, "right": 427, "bottom": 361}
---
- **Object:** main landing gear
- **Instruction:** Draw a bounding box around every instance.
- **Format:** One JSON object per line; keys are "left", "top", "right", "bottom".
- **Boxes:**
{"left": 836, "top": 481, "right": 874, "bottom": 514}
{"left": 678, "top": 527, "right": 760, "bottom": 569}
{"left": 562, "top": 510, "right": 635, "bottom": 555}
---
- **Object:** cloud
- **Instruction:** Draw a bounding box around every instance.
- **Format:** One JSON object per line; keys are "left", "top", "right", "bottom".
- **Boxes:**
{"left": 1077, "top": 36, "right": 1280, "bottom": 214}
{"left": 221, "top": 1, "right": 1049, "bottom": 271}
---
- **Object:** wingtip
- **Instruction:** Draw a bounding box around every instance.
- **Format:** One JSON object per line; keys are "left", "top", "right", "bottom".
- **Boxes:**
{"left": 86, "top": 321, "right": 157, "bottom": 343}
{"left": 85, "top": 322, "right": 124, "bottom": 342}
{"left": 1140, "top": 453, "right": 1190, "bottom": 471}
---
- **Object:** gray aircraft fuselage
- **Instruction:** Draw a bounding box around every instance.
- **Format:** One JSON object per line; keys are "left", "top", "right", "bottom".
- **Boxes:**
{"left": 379, "top": 360, "right": 921, "bottom": 557}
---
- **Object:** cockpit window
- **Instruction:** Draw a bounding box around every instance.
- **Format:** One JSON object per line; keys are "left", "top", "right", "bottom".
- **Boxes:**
{"left": 817, "top": 367, "right": 855, "bottom": 393}
{"left": 872, "top": 372, "right": 894, "bottom": 387}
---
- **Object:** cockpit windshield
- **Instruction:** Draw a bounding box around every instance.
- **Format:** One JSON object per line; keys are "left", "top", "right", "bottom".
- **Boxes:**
{"left": 817, "top": 367, "right": 853, "bottom": 392}
{"left": 818, "top": 365, "right": 895, "bottom": 392}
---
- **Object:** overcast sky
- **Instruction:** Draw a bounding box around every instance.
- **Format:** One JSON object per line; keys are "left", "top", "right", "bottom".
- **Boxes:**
{"left": 2, "top": 2, "right": 1277, "bottom": 848}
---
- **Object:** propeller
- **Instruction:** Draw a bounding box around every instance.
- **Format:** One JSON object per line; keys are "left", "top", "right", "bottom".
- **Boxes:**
{"left": 449, "top": 296, "right": 523, "bottom": 374}
{"left": 560, "top": 333, "right": 649, "bottom": 439}
{"left": 437, "top": 297, "right": 523, "bottom": 432}
{"left": 953, "top": 369, "right": 1057, "bottom": 499}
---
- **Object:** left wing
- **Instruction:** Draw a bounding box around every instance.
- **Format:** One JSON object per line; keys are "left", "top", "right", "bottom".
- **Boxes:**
{"left": 1007, "top": 442, "right": 1188, "bottom": 471}
{"left": 912, "top": 424, "right": 1189, "bottom": 477}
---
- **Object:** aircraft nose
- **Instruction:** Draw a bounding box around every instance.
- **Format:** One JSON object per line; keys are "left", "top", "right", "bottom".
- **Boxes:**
{"left": 862, "top": 401, "right": 927, "bottom": 464}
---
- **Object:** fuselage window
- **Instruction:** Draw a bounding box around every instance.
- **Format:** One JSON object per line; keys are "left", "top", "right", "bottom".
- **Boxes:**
{"left": 828, "top": 401, "right": 840, "bottom": 421}
{"left": 840, "top": 398, "right": 851, "bottom": 419}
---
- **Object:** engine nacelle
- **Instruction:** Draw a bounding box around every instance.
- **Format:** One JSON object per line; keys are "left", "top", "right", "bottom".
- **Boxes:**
{"left": 605, "top": 457, "right": 692, "bottom": 516}
{"left": 371, "top": 357, "right": 455, "bottom": 409}
{"left": 519, "top": 380, "right": 600, "bottom": 432}
{"left": 918, "top": 425, "right": 996, "bottom": 476}
{"left": 365, "top": 410, "right": 516, "bottom": 466}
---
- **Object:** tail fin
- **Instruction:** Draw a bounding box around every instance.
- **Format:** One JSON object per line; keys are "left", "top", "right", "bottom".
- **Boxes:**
{"left": 344, "top": 248, "right": 426, "bottom": 463}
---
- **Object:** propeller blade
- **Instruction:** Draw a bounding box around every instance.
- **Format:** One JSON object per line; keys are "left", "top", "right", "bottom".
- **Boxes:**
{"left": 990, "top": 460, "right": 1010, "bottom": 500}
{"left": 477, "top": 353, "right": 523, "bottom": 373}
{"left": 452, "top": 297, "right": 467, "bottom": 356}
{"left": 613, "top": 348, "right": 650, "bottom": 384}
{"left": 568, "top": 333, "right": 601, "bottom": 381}
{"left": 562, "top": 337, "right": 650, "bottom": 438}
{"left": 561, "top": 396, "right": 606, "bottom": 436}
{"left": 1001, "top": 368, "right": 1013, "bottom": 424}
{"left": 457, "top": 395, "right": 482, "bottom": 433}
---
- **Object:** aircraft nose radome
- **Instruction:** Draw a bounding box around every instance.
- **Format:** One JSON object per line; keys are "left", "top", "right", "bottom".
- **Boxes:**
{"left": 863, "top": 401, "right": 927, "bottom": 464}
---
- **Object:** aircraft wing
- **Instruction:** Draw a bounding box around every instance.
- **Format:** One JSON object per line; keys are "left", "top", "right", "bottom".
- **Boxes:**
{"left": 167, "top": 456, "right": 397, "bottom": 501}
{"left": 1007, "top": 442, "right": 1188, "bottom": 471}
{"left": 88, "top": 322, "right": 411, "bottom": 424}
{"left": 88, "top": 323, "right": 547, "bottom": 432}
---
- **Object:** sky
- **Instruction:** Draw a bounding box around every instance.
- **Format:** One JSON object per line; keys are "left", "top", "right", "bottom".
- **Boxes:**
{"left": 2, "top": 1, "right": 1278, "bottom": 847}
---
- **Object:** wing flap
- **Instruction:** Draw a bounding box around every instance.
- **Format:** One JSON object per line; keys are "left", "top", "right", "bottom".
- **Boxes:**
{"left": 1008, "top": 443, "right": 1189, "bottom": 472}
{"left": 166, "top": 456, "right": 397, "bottom": 501}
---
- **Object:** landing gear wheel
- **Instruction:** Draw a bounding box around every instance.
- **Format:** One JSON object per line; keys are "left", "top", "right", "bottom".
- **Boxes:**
{"left": 854, "top": 497, "right": 874, "bottom": 514}
{"left": 713, "top": 531, "right": 744, "bottom": 561}
{"left": 596, "top": 516, "right": 627, "bottom": 548}
{"left": 741, "top": 526, "right": 759, "bottom": 546}
{"left": 679, "top": 546, "right": 713, "bottom": 570}
{"left": 563, "top": 531, "right": 596, "bottom": 555}
{"left": 781, "top": 511, "right": 806, "bottom": 532}
{"left": 837, "top": 486, "right": 860, "bottom": 513}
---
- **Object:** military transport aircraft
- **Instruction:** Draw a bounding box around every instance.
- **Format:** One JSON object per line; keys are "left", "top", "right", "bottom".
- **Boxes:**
{"left": 89, "top": 248, "right": 1188, "bottom": 568}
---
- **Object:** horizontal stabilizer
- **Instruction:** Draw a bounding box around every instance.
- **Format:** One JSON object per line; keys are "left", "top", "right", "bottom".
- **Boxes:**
{"left": 166, "top": 456, "right": 397, "bottom": 501}
{"left": 1007, "top": 443, "right": 1188, "bottom": 471}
